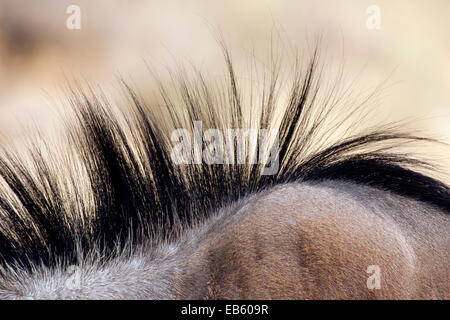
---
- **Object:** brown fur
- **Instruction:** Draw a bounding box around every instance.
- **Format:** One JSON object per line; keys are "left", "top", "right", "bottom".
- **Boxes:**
{"left": 173, "top": 182, "right": 449, "bottom": 299}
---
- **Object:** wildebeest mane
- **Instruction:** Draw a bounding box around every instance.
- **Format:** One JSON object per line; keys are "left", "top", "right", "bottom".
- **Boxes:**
{"left": 0, "top": 47, "right": 448, "bottom": 275}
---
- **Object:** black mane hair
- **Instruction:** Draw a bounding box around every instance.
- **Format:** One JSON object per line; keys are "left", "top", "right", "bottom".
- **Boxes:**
{"left": 0, "top": 47, "right": 448, "bottom": 274}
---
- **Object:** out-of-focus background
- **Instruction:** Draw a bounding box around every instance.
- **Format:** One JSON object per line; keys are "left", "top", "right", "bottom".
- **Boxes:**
{"left": 0, "top": 0, "right": 449, "bottom": 173}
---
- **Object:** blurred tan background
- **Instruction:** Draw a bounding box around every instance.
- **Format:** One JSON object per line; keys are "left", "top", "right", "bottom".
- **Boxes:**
{"left": 0, "top": 0, "right": 449, "bottom": 173}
